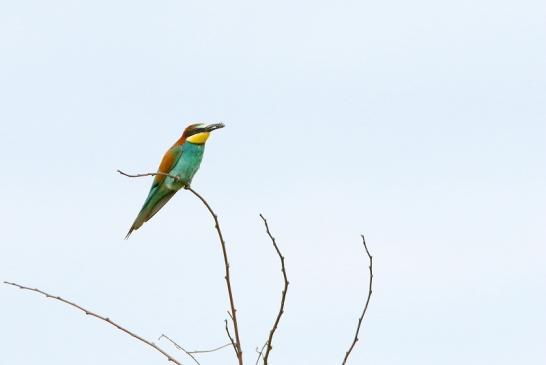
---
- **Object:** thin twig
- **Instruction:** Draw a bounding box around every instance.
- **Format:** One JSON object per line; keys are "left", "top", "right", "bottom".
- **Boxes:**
{"left": 4, "top": 281, "right": 183, "bottom": 365}
{"left": 189, "top": 343, "right": 233, "bottom": 354}
{"left": 255, "top": 342, "right": 268, "bottom": 365}
{"left": 225, "top": 319, "right": 238, "bottom": 358}
{"left": 159, "top": 334, "right": 232, "bottom": 365}
{"left": 259, "top": 214, "right": 289, "bottom": 365}
{"left": 341, "top": 234, "right": 373, "bottom": 365}
{"left": 159, "top": 335, "right": 201, "bottom": 365}
{"left": 117, "top": 169, "right": 181, "bottom": 182}
{"left": 118, "top": 169, "right": 244, "bottom": 365}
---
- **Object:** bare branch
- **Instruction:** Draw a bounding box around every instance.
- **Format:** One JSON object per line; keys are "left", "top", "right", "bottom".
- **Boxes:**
{"left": 259, "top": 214, "right": 289, "bottom": 365}
{"left": 159, "top": 334, "right": 232, "bottom": 365}
{"left": 118, "top": 169, "right": 244, "bottom": 365}
{"left": 4, "top": 281, "right": 183, "bottom": 365}
{"left": 186, "top": 187, "right": 244, "bottom": 365}
{"left": 341, "top": 234, "right": 374, "bottom": 365}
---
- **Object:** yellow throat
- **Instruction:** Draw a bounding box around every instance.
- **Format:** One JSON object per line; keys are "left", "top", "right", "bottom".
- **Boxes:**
{"left": 186, "top": 132, "right": 210, "bottom": 144}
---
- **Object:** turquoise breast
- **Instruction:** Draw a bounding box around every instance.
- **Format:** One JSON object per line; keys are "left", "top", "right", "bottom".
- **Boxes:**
{"left": 166, "top": 142, "right": 205, "bottom": 189}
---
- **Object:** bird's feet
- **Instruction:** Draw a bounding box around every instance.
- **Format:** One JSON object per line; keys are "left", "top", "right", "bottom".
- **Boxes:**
{"left": 183, "top": 183, "right": 191, "bottom": 190}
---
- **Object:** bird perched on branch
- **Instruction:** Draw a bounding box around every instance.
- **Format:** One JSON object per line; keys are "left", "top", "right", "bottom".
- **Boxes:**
{"left": 126, "top": 123, "right": 225, "bottom": 238}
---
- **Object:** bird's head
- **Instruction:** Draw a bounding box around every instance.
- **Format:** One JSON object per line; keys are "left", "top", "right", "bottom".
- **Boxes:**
{"left": 183, "top": 123, "right": 225, "bottom": 144}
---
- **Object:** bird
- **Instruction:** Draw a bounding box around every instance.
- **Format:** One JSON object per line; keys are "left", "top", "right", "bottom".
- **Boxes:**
{"left": 126, "top": 122, "right": 225, "bottom": 238}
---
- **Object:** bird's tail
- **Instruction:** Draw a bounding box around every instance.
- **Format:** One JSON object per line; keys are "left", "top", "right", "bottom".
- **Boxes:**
{"left": 125, "top": 186, "right": 176, "bottom": 239}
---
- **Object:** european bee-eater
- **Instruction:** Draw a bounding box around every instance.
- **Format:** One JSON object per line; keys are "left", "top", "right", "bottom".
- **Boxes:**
{"left": 126, "top": 123, "right": 225, "bottom": 238}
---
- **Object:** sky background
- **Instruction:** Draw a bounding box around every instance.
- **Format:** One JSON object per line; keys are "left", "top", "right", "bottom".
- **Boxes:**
{"left": 1, "top": 0, "right": 545, "bottom": 364}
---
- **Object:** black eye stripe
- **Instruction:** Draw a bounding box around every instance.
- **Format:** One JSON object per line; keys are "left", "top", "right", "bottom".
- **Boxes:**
{"left": 188, "top": 128, "right": 207, "bottom": 136}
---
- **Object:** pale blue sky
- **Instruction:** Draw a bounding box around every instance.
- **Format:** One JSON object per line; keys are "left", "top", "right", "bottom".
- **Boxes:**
{"left": 1, "top": 1, "right": 545, "bottom": 364}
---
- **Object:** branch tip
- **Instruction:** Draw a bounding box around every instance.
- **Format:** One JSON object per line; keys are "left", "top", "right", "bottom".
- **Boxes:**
{"left": 341, "top": 234, "right": 374, "bottom": 365}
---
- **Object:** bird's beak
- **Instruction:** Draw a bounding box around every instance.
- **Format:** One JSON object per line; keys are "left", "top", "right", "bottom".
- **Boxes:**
{"left": 205, "top": 123, "right": 225, "bottom": 132}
